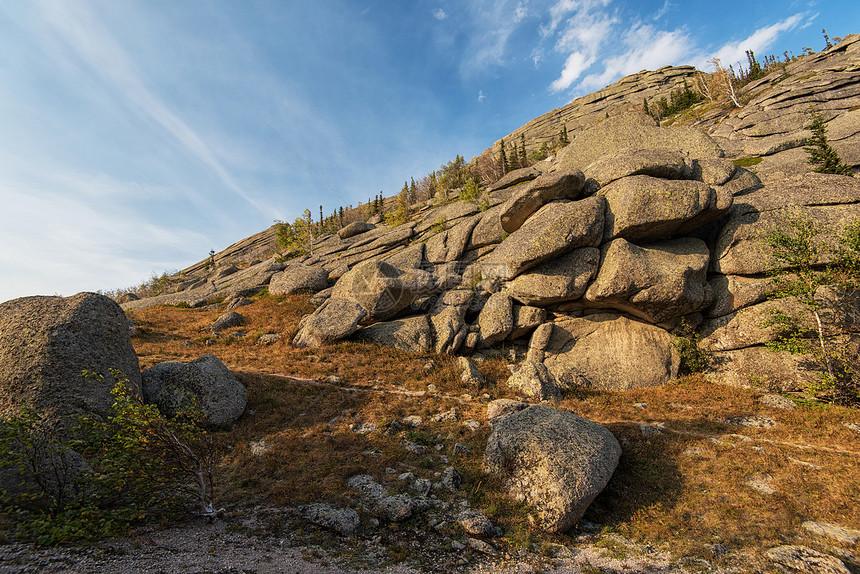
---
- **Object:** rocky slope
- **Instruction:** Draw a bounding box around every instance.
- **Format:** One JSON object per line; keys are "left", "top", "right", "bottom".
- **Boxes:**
{"left": 120, "top": 35, "right": 860, "bottom": 401}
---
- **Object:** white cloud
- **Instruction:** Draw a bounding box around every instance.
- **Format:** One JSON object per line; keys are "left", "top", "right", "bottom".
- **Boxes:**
{"left": 434, "top": 8, "right": 447, "bottom": 20}
{"left": 705, "top": 13, "right": 804, "bottom": 70}
{"left": 653, "top": 0, "right": 671, "bottom": 20}
{"left": 550, "top": 51, "right": 593, "bottom": 92}
{"left": 580, "top": 26, "right": 694, "bottom": 90}
{"left": 478, "top": 90, "right": 487, "bottom": 102}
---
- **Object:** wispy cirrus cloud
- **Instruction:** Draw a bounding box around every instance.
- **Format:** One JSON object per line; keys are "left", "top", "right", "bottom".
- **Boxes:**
{"left": 33, "top": 0, "right": 273, "bottom": 219}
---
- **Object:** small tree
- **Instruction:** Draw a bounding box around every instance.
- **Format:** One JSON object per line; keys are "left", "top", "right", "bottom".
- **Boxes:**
{"left": 765, "top": 214, "right": 860, "bottom": 405}
{"left": 804, "top": 109, "right": 852, "bottom": 175}
{"left": 499, "top": 138, "right": 509, "bottom": 175}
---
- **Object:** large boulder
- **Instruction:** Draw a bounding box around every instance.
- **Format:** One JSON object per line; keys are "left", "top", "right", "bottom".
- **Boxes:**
{"left": 508, "top": 247, "right": 600, "bottom": 306}
{"left": 269, "top": 266, "right": 329, "bottom": 295}
{"left": 332, "top": 259, "right": 436, "bottom": 324}
{"left": 353, "top": 315, "right": 433, "bottom": 354}
{"left": 499, "top": 170, "right": 586, "bottom": 233}
{"left": 584, "top": 148, "right": 692, "bottom": 187}
{"left": 599, "top": 175, "right": 732, "bottom": 243}
{"left": 583, "top": 237, "right": 713, "bottom": 323}
{"left": 485, "top": 196, "right": 605, "bottom": 280}
{"left": 478, "top": 292, "right": 515, "bottom": 345}
{"left": 506, "top": 361, "right": 561, "bottom": 401}
{"left": 141, "top": 354, "right": 247, "bottom": 427}
{"left": 429, "top": 290, "right": 474, "bottom": 355}
{"left": 483, "top": 405, "right": 621, "bottom": 532}
{"left": 0, "top": 293, "right": 141, "bottom": 427}
{"left": 543, "top": 313, "right": 680, "bottom": 390}
{"left": 338, "top": 221, "right": 376, "bottom": 239}
{"left": 292, "top": 298, "right": 367, "bottom": 348}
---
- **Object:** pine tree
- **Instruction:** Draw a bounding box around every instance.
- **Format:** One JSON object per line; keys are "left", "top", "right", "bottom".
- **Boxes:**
{"left": 499, "top": 138, "right": 509, "bottom": 174}
{"left": 804, "top": 109, "right": 852, "bottom": 175}
{"left": 519, "top": 134, "right": 528, "bottom": 168}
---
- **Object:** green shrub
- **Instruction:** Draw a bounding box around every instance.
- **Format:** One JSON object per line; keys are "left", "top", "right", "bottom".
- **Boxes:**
{"left": 672, "top": 320, "right": 711, "bottom": 374}
{"left": 804, "top": 109, "right": 852, "bottom": 175}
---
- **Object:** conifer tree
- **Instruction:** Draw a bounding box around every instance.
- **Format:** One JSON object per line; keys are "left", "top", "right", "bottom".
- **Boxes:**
{"left": 519, "top": 134, "right": 528, "bottom": 167}
{"left": 805, "top": 109, "right": 852, "bottom": 175}
{"left": 499, "top": 138, "right": 509, "bottom": 175}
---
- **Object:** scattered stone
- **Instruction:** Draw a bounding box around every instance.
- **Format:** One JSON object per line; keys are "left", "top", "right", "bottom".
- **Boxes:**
{"left": 466, "top": 538, "right": 497, "bottom": 554}
{"left": 326, "top": 375, "right": 342, "bottom": 384}
{"left": 374, "top": 494, "right": 414, "bottom": 523}
{"left": 761, "top": 394, "right": 796, "bottom": 410}
{"left": 453, "top": 443, "right": 471, "bottom": 454}
{"left": 636, "top": 422, "right": 665, "bottom": 437}
{"left": 403, "top": 441, "right": 425, "bottom": 454}
{"left": 451, "top": 541, "right": 466, "bottom": 551}
{"left": 464, "top": 420, "right": 481, "bottom": 431}
{"left": 257, "top": 333, "right": 280, "bottom": 345}
{"left": 842, "top": 422, "right": 860, "bottom": 434}
{"left": 747, "top": 475, "right": 776, "bottom": 495}
{"left": 402, "top": 415, "right": 423, "bottom": 427}
{"left": 249, "top": 440, "right": 270, "bottom": 456}
{"left": 802, "top": 521, "right": 860, "bottom": 545}
{"left": 209, "top": 311, "right": 244, "bottom": 331}
{"left": 351, "top": 422, "right": 377, "bottom": 434}
{"left": 427, "top": 384, "right": 438, "bottom": 393}
{"left": 301, "top": 503, "right": 360, "bottom": 537}
{"left": 432, "top": 408, "right": 458, "bottom": 422}
{"left": 633, "top": 403, "right": 648, "bottom": 409}
{"left": 766, "top": 545, "right": 850, "bottom": 574}
{"left": 441, "top": 467, "right": 462, "bottom": 492}
{"left": 424, "top": 360, "right": 437, "bottom": 373}
{"left": 788, "top": 457, "right": 822, "bottom": 470}
{"left": 458, "top": 510, "right": 501, "bottom": 537}
{"left": 347, "top": 474, "right": 387, "bottom": 499}
{"left": 458, "top": 357, "right": 485, "bottom": 387}
{"left": 411, "top": 478, "right": 432, "bottom": 497}
{"left": 725, "top": 415, "right": 776, "bottom": 428}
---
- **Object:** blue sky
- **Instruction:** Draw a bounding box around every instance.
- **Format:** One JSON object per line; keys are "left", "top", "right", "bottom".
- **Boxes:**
{"left": 0, "top": 0, "right": 855, "bottom": 302}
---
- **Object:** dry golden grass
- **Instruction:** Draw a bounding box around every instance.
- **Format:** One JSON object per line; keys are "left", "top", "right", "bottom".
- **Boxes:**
{"left": 129, "top": 295, "right": 860, "bottom": 561}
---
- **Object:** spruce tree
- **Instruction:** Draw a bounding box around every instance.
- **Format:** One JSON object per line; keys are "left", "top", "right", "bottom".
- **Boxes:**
{"left": 805, "top": 110, "right": 852, "bottom": 175}
{"left": 519, "top": 134, "right": 528, "bottom": 167}
{"left": 499, "top": 138, "right": 509, "bottom": 175}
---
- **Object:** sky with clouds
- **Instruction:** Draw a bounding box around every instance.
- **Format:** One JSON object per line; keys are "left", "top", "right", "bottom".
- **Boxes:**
{"left": 0, "top": 0, "right": 856, "bottom": 302}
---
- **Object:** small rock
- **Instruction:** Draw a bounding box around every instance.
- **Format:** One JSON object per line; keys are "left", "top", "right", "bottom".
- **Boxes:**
{"left": 374, "top": 494, "right": 414, "bottom": 523}
{"left": 411, "top": 478, "right": 432, "bottom": 497}
{"left": 402, "top": 415, "right": 423, "bottom": 427}
{"left": 802, "top": 521, "right": 860, "bottom": 545}
{"left": 636, "top": 422, "right": 665, "bottom": 437}
{"left": 226, "top": 297, "right": 254, "bottom": 311}
{"left": 453, "top": 442, "right": 472, "bottom": 454}
{"left": 441, "top": 467, "right": 462, "bottom": 492}
{"left": 249, "top": 439, "right": 270, "bottom": 456}
{"left": 432, "top": 408, "right": 458, "bottom": 422}
{"left": 424, "top": 360, "right": 437, "bottom": 373}
{"left": 403, "top": 441, "right": 425, "bottom": 454}
{"left": 397, "top": 472, "right": 414, "bottom": 481}
{"left": 301, "top": 504, "right": 360, "bottom": 537}
{"left": 464, "top": 420, "right": 481, "bottom": 431}
{"left": 427, "top": 384, "right": 438, "bottom": 393}
{"left": 747, "top": 475, "right": 776, "bottom": 495}
{"left": 451, "top": 541, "right": 466, "bottom": 551}
{"left": 467, "top": 538, "right": 496, "bottom": 554}
{"left": 843, "top": 422, "right": 860, "bottom": 434}
{"left": 458, "top": 510, "right": 500, "bottom": 537}
{"left": 347, "top": 474, "right": 387, "bottom": 499}
{"left": 458, "top": 357, "right": 485, "bottom": 387}
{"left": 788, "top": 457, "right": 822, "bottom": 470}
{"left": 209, "top": 311, "right": 244, "bottom": 332}
{"left": 326, "top": 375, "right": 342, "bottom": 384}
{"left": 633, "top": 402, "right": 648, "bottom": 409}
{"left": 351, "top": 422, "right": 377, "bottom": 434}
{"left": 257, "top": 333, "right": 280, "bottom": 345}
{"left": 767, "top": 545, "right": 850, "bottom": 574}
{"left": 725, "top": 415, "right": 776, "bottom": 428}
{"left": 761, "top": 394, "right": 796, "bottom": 410}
